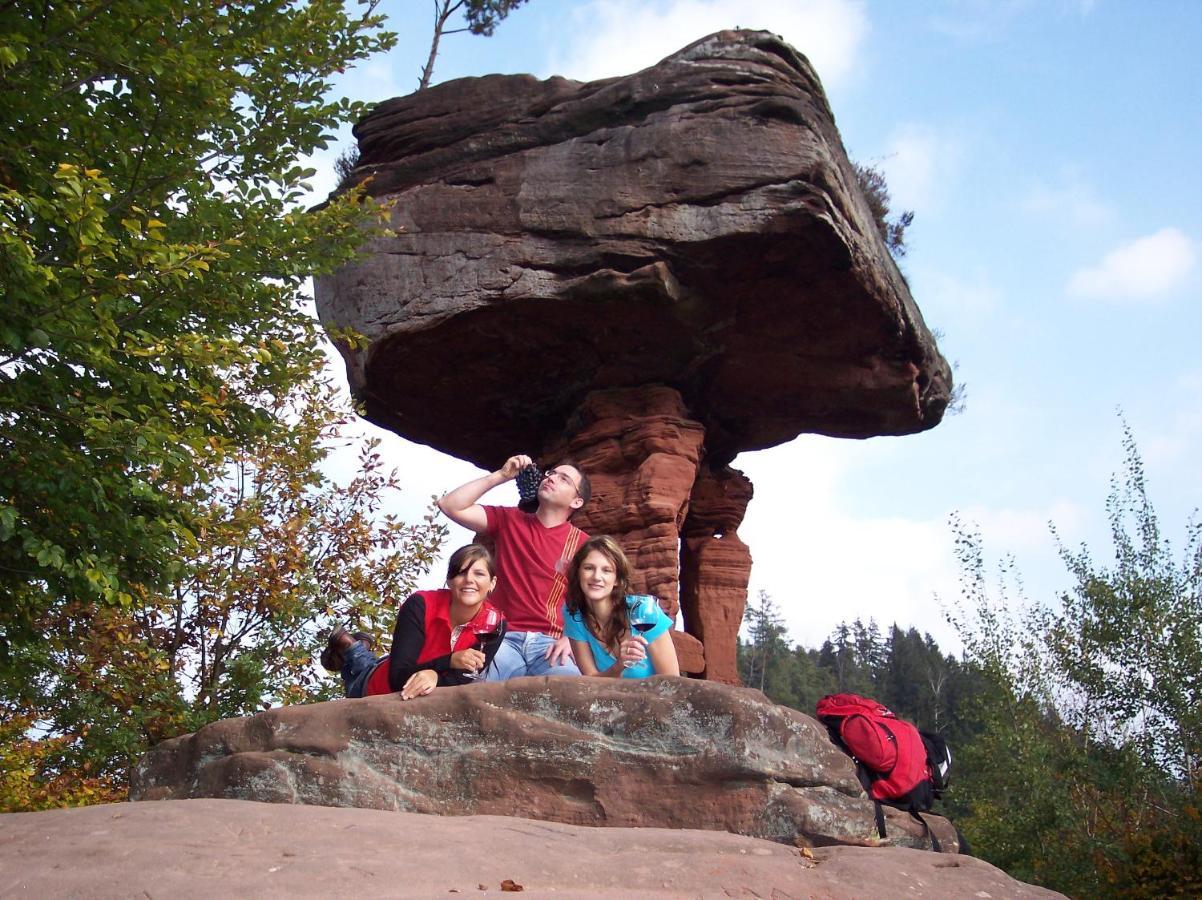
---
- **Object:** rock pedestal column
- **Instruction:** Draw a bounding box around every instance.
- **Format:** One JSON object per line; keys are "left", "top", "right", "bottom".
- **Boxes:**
{"left": 680, "top": 465, "right": 755, "bottom": 684}
{"left": 545, "top": 385, "right": 706, "bottom": 672}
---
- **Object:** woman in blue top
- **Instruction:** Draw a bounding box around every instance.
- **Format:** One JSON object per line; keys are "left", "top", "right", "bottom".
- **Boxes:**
{"left": 562, "top": 535, "right": 680, "bottom": 678}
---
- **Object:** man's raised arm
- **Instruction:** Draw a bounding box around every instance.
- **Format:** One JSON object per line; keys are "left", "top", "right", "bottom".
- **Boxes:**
{"left": 436, "top": 454, "right": 531, "bottom": 532}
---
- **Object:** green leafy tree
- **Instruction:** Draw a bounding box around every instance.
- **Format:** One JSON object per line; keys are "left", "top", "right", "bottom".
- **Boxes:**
{"left": 1045, "top": 423, "right": 1201, "bottom": 782}
{"left": 0, "top": 1, "right": 394, "bottom": 666}
{"left": 943, "top": 521, "right": 1086, "bottom": 889}
{"left": 944, "top": 426, "right": 1202, "bottom": 897}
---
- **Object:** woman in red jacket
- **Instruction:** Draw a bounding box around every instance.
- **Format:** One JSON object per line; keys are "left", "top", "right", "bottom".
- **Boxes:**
{"left": 323, "top": 543, "right": 507, "bottom": 700}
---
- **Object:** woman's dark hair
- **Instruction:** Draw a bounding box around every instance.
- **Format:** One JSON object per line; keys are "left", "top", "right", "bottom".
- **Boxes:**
{"left": 445, "top": 543, "right": 495, "bottom": 583}
{"left": 565, "top": 535, "right": 631, "bottom": 655}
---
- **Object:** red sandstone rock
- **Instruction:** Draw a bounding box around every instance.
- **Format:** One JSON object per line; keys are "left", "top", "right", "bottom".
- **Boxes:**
{"left": 547, "top": 385, "right": 703, "bottom": 613}
{"left": 314, "top": 30, "right": 954, "bottom": 682}
{"left": 669, "top": 629, "right": 705, "bottom": 673}
{"left": 0, "top": 799, "right": 1062, "bottom": 899}
{"left": 130, "top": 677, "right": 957, "bottom": 854}
{"left": 315, "top": 29, "right": 950, "bottom": 467}
{"left": 680, "top": 464, "right": 756, "bottom": 682}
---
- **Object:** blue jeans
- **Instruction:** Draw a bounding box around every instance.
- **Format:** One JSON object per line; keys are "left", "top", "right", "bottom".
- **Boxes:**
{"left": 342, "top": 641, "right": 382, "bottom": 698}
{"left": 484, "top": 630, "right": 580, "bottom": 680}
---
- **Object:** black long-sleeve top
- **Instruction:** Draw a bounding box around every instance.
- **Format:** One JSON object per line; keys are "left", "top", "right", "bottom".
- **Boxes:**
{"left": 387, "top": 589, "right": 507, "bottom": 690}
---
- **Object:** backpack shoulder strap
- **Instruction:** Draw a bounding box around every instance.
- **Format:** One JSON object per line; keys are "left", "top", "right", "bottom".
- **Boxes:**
{"left": 910, "top": 810, "right": 942, "bottom": 852}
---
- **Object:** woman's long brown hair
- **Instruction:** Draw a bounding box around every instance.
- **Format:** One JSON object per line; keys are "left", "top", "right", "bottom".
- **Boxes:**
{"left": 565, "top": 535, "right": 632, "bottom": 656}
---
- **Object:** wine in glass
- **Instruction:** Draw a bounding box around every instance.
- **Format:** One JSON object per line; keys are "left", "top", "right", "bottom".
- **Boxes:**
{"left": 624, "top": 595, "right": 660, "bottom": 668}
{"left": 465, "top": 607, "right": 503, "bottom": 680}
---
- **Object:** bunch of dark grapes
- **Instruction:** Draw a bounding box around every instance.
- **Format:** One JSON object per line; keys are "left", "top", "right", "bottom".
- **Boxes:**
{"left": 517, "top": 463, "right": 541, "bottom": 512}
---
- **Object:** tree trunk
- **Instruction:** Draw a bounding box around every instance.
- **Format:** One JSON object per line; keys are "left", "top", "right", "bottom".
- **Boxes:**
{"left": 419, "top": 0, "right": 461, "bottom": 90}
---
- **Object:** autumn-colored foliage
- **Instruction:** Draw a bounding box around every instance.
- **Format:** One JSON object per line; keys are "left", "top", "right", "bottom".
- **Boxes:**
{"left": 0, "top": 713, "right": 123, "bottom": 812}
{"left": 2, "top": 377, "right": 445, "bottom": 804}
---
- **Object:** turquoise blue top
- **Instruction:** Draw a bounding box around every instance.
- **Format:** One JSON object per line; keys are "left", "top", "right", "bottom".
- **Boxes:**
{"left": 561, "top": 595, "right": 673, "bottom": 678}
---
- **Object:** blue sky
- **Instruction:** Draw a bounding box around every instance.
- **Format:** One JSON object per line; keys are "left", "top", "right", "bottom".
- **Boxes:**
{"left": 309, "top": 0, "right": 1201, "bottom": 651}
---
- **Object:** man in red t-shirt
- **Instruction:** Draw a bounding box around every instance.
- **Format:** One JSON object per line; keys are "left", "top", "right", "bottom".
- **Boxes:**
{"left": 437, "top": 454, "right": 590, "bottom": 678}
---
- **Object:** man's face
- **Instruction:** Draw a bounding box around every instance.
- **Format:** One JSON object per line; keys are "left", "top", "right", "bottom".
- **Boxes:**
{"left": 538, "top": 465, "right": 584, "bottom": 511}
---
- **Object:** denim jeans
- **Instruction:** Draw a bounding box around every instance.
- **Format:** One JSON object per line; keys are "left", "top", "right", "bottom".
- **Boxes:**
{"left": 483, "top": 630, "right": 580, "bottom": 680}
{"left": 341, "top": 641, "right": 382, "bottom": 698}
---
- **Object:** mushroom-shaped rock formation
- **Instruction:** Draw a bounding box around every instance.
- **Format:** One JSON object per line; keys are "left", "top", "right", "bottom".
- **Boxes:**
{"left": 315, "top": 30, "right": 952, "bottom": 681}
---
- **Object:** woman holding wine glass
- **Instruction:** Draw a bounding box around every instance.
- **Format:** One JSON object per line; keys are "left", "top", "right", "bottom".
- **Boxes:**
{"left": 562, "top": 535, "right": 680, "bottom": 678}
{"left": 324, "top": 543, "right": 507, "bottom": 700}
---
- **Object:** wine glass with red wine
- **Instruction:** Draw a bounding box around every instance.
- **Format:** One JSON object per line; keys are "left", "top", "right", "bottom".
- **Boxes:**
{"left": 465, "top": 607, "right": 502, "bottom": 680}
{"left": 624, "top": 595, "right": 660, "bottom": 669}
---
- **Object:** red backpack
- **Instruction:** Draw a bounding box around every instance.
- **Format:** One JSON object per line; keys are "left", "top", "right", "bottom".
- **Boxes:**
{"left": 815, "top": 693, "right": 952, "bottom": 849}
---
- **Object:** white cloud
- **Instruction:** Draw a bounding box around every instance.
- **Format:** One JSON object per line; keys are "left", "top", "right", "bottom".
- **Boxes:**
{"left": 912, "top": 266, "right": 1001, "bottom": 321}
{"left": 929, "top": 0, "right": 1095, "bottom": 41}
{"left": 875, "top": 124, "right": 964, "bottom": 213}
{"left": 544, "top": 0, "right": 868, "bottom": 90}
{"left": 1067, "top": 228, "right": 1197, "bottom": 301}
{"left": 928, "top": 0, "right": 1034, "bottom": 41}
{"left": 348, "top": 59, "right": 408, "bottom": 105}
{"left": 1020, "top": 173, "right": 1114, "bottom": 228}
{"left": 733, "top": 435, "right": 1092, "bottom": 654}
{"left": 958, "top": 501, "right": 1085, "bottom": 553}
{"left": 1140, "top": 367, "right": 1202, "bottom": 470}
{"left": 736, "top": 438, "right": 963, "bottom": 651}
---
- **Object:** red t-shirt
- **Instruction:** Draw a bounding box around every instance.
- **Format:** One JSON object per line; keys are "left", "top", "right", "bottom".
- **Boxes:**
{"left": 483, "top": 505, "right": 587, "bottom": 637}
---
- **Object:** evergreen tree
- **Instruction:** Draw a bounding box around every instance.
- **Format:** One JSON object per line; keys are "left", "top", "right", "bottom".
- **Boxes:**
{"left": 739, "top": 590, "right": 790, "bottom": 692}
{"left": 852, "top": 617, "right": 886, "bottom": 688}
{"left": 818, "top": 620, "right": 875, "bottom": 695}
{"left": 783, "top": 645, "right": 836, "bottom": 714}
{"left": 881, "top": 625, "right": 924, "bottom": 720}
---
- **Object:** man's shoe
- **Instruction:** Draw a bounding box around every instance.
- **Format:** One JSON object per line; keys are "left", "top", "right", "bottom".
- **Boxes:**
{"left": 320, "top": 625, "right": 352, "bottom": 672}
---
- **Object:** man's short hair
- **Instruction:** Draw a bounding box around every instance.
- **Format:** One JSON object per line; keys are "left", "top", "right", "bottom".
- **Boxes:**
{"left": 562, "top": 461, "right": 591, "bottom": 506}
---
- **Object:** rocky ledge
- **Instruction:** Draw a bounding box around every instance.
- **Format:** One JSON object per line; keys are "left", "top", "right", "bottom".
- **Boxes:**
{"left": 133, "top": 677, "right": 958, "bottom": 852}
{"left": 0, "top": 799, "right": 1062, "bottom": 899}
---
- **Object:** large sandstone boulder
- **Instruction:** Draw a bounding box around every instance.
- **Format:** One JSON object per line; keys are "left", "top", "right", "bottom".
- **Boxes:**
{"left": 0, "top": 799, "right": 1063, "bottom": 898}
{"left": 315, "top": 30, "right": 953, "bottom": 680}
{"left": 317, "top": 30, "right": 950, "bottom": 459}
{"left": 131, "top": 677, "right": 959, "bottom": 853}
